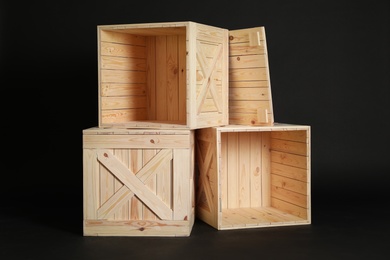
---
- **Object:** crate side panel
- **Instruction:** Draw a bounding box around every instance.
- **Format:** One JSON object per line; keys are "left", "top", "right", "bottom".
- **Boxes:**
{"left": 228, "top": 27, "right": 274, "bottom": 126}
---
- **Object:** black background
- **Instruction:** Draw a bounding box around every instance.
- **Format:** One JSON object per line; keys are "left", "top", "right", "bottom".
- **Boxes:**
{"left": 1, "top": 0, "right": 389, "bottom": 259}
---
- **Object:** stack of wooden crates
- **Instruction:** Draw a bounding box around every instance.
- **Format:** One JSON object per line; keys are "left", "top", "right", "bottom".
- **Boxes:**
{"left": 82, "top": 21, "right": 311, "bottom": 237}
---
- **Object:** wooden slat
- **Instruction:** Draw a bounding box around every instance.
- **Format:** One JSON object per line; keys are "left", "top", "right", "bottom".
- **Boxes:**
{"left": 229, "top": 45, "right": 266, "bottom": 56}
{"left": 113, "top": 149, "right": 130, "bottom": 220}
{"left": 271, "top": 162, "right": 307, "bottom": 182}
{"left": 83, "top": 149, "right": 99, "bottom": 219}
{"left": 156, "top": 35, "right": 168, "bottom": 120}
{"left": 229, "top": 27, "right": 265, "bottom": 44}
{"left": 271, "top": 139, "right": 307, "bottom": 156}
{"left": 220, "top": 132, "right": 228, "bottom": 209}
{"left": 100, "top": 42, "right": 146, "bottom": 58}
{"left": 100, "top": 56, "right": 146, "bottom": 71}
{"left": 229, "top": 80, "right": 270, "bottom": 88}
{"left": 173, "top": 149, "right": 190, "bottom": 220}
{"left": 136, "top": 149, "right": 172, "bottom": 183}
{"left": 101, "top": 83, "right": 146, "bottom": 97}
{"left": 271, "top": 175, "right": 307, "bottom": 195}
{"left": 157, "top": 155, "right": 172, "bottom": 213}
{"left": 84, "top": 134, "right": 190, "bottom": 149}
{"left": 142, "top": 149, "right": 158, "bottom": 220}
{"left": 271, "top": 185, "right": 307, "bottom": 208}
{"left": 261, "top": 132, "right": 271, "bottom": 207}
{"left": 101, "top": 69, "right": 146, "bottom": 84}
{"left": 227, "top": 132, "right": 239, "bottom": 208}
{"left": 229, "top": 87, "right": 270, "bottom": 101}
{"left": 100, "top": 30, "right": 146, "bottom": 45}
{"left": 167, "top": 35, "right": 179, "bottom": 121}
{"left": 84, "top": 219, "right": 190, "bottom": 237}
{"left": 101, "top": 108, "right": 148, "bottom": 124}
{"left": 101, "top": 96, "right": 146, "bottom": 110}
{"left": 271, "top": 151, "right": 307, "bottom": 169}
{"left": 229, "top": 100, "right": 272, "bottom": 114}
{"left": 271, "top": 197, "right": 308, "bottom": 219}
{"left": 130, "top": 149, "right": 143, "bottom": 220}
{"left": 229, "top": 68, "right": 268, "bottom": 81}
{"left": 271, "top": 130, "right": 307, "bottom": 143}
{"left": 96, "top": 149, "right": 173, "bottom": 220}
{"left": 250, "top": 132, "right": 262, "bottom": 207}
{"left": 146, "top": 37, "right": 156, "bottom": 120}
{"left": 229, "top": 54, "right": 267, "bottom": 69}
{"left": 178, "top": 34, "right": 187, "bottom": 122}
{"left": 238, "top": 133, "right": 251, "bottom": 207}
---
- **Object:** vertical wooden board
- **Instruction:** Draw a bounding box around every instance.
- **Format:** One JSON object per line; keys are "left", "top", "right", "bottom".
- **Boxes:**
{"left": 100, "top": 149, "right": 115, "bottom": 217}
{"left": 173, "top": 149, "right": 190, "bottom": 220}
{"left": 250, "top": 132, "right": 262, "bottom": 207}
{"left": 187, "top": 22, "right": 197, "bottom": 128}
{"left": 156, "top": 36, "right": 167, "bottom": 121}
{"left": 113, "top": 149, "right": 129, "bottom": 220}
{"left": 143, "top": 149, "right": 158, "bottom": 220}
{"left": 238, "top": 132, "right": 250, "bottom": 207}
{"left": 83, "top": 149, "right": 99, "bottom": 219}
{"left": 130, "top": 149, "right": 144, "bottom": 220}
{"left": 220, "top": 132, "right": 228, "bottom": 209}
{"left": 166, "top": 35, "right": 179, "bottom": 121}
{"left": 157, "top": 152, "right": 172, "bottom": 213}
{"left": 146, "top": 37, "right": 156, "bottom": 120}
{"left": 178, "top": 34, "right": 187, "bottom": 122}
{"left": 227, "top": 132, "right": 239, "bottom": 208}
{"left": 261, "top": 132, "right": 271, "bottom": 207}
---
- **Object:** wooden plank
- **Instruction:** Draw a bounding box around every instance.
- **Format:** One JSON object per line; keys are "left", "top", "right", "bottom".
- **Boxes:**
{"left": 229, "top": 112, "right": 273, "bottom": 126}
{"left": 100, "top": 42, "right": 146, "bottom": 58}
{"left": 220, "top": 132, "right": 228, "bottom": 210}
{"left": 101, "top": 96, "right": 147, "bottom": 110}
{"left": 99, "top": 149, "right": 115, "bottom": 216}
{"left": 271, "top": 162, "right": 307, "bottom": 182}
{"left": 229, "top": 80, "right": 270, "bottom": 88}
{"left": 142, "top": 149, "right": 158, "bottom": 220}
{"left": 157, "top": 155, "right": 172, "bottom": 213}
{"left": 146, "top": 36, "right": 156, "bottom": 120}
{"left": 229, "top": 27, "right": 265, "bottom": 44}
{"left": 250, "top": 132, "right": 262, "bottom": 207}
{"left": 101, "top": 69, "right": 146, "bottom": 84}
{"left": 271, "top": 185, "right": 307, "bottom": 208}
{"left": 100, "top": 56, "right": 146, "bottom": 71}
{"left": 178, "top": 34, "right": 187, "bottom": 122}
{"left": 83, "top": 149, "right": 99, "bottom": 219}
{"left": 167, "top": 35, "right": 179, "bottom": 121}
{"left": 271, "top": 174, "right": 307, "bottom": 195}
{"left": 100, "top": 30, "right": 146, "bottom": 45}
{"left": 229, "top": 54, "right": 267, "bottom": 69}
{"left": 271, "top": 130, "right": 307, "bottom": 143}
{"left": 271, "top": 197, "right": 308, "bottom": 219}
{"left": 229, "top": 68, "right": 268, "bottom": 81}
{"left": 113, "top": 149, "right": 130, "bottom": 220}
{"left": 271, "top": 139, "right": 307, "bottom": 156}
{"left": 84, "top": 219, "right": 190, "bottom": 237}
{"left": 229, "top": 100, "right": 272, "bottom": 114}
{"left": 229, "top": 45, "right": 266, "bottom": 56}
{"left": 96, "top": 149, "right": 173, "bottom": 220}
{"left": 101, "top": 83, "right": 146, "bottom": 97}
{"left": 130, "top": 149, "right": 143, "bottom": 220}
{"left": 173, "top": 149, "right": 190, "bottom": 220}
{"left": 156, "top": 35, "right": 168, "bottom": 121}
{"left": 271, "top": 151, "right": 307, "bottom": 169}
{"left": 261, "top": 132, "right": 271, "bottom": 207}
{"left": 83, "top": 134, "right": 190, "bottom": 149}
{"left": 227, "top": 132, "right": 239, "bottom": 208}
{"left": 101, "top": 108, "right": 148, "bottom": 124}
{"left": 136, "top": 149, "right": 172, "bottom": 183}
{"left": 238, "top": 132, "right": 250, "bottom": 207}
{"left": 229, "top": 87, "right": 270, "bottom": 101}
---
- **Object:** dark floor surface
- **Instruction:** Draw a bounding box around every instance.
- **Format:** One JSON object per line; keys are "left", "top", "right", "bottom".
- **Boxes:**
{"left": 1, "top": 192, "right": 389, "bottom": 260}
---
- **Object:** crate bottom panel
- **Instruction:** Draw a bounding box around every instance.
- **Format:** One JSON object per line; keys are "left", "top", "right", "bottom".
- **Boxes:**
{"left": 83, "top": 218, "right": 194, "bottom": 237}
{"left": 220, "top": 207, "right": 310, "bottom": 230}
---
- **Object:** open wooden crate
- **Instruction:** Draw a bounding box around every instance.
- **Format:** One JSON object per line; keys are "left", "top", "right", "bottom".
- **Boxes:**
{"left": 98, "top": 21, "right": 228, "bottom": 129}
{"left": 83, "top": 127, "right": 195, "bottom": 236}
{"left": 195, "top": 124, "right": 310, "bottom": 230}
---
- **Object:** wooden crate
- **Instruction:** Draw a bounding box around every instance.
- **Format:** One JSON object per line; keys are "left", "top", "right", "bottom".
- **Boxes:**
{"left": 83, "top": 127, "right": 195, "bottom": 236}
{"left": 228, "top": 27, "right": 274, "bottom": 126}
{"left": 98, "top": 21, "right": 229, "bottom": 129}
{"left": 195, "top": 124, "right": 310, "bottom": 230}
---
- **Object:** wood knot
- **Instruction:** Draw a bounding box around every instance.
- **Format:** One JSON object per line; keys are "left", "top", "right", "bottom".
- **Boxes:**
{"left": 150, "top": 139, "right": 155, "bottom": 144}
{"left": 251, "top": 120, "right": 256, "bottom": 125}
{"left": 104, "top": 153, "right": 108, "bottom": 158}
{"left": 229, "top": 35, "right": 234, "bottom": 41}
{"left": 139, "top": 227, "right": 145, "bottom": 231}
{"left": 237, "top": 56, "right": 240, "bottom": 61}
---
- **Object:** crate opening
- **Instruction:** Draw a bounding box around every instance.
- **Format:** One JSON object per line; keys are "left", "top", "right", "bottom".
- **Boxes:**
{"left": 219, "top": 130, "right": 309, "bottom": 228}
{"left": 99, "top": 26, "right": 188, "bottom": 127}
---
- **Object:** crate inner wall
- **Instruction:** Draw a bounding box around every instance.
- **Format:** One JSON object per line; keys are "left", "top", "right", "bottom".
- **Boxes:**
{"left": 99, "top": 27, "right": 187, "bottom": 126}
{"left": 195, "top": 126, "right": 310, "bottom": 230}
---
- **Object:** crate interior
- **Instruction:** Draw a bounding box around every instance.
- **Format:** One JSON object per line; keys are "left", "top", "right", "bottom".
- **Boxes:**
{"left": 219, "top": 130, "right": 309, "bottom": 228}
{"left": 99, "top": 26, "right": 187, "bottom": 126}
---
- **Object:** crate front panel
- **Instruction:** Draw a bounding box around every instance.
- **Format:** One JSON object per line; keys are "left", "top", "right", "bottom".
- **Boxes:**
{"left": 228, "top": 27, "right": 274, "bottom": 126}
{"left": 98, "top": 22, "right": 228, "bottom": 129}
{"left": 195, "top": 125, "right": 310, "bottom": 230}
{"left": 83, "top": 130, "right": 194, "bottom": 236}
